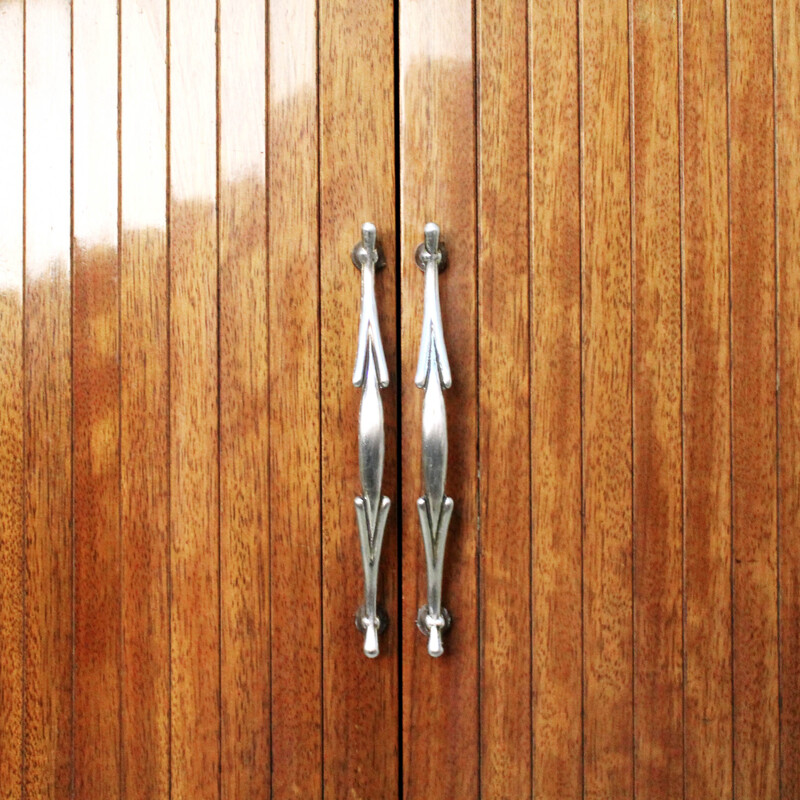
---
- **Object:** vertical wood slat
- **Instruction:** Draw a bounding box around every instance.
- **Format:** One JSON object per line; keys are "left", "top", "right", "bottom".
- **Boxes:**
{"left": 400, "top": 2, "right": 479, "bottom": 798}
{"left": 119, "top": 0, "right": 170, "bottom": 797}
{"left": 529, "top": 0, "right": 583, "bottom": 797}
{"left": 168, "top": 0, "right": 220, "bottom": 795}
{"left": 319, "top": 0, "right": 398, "bottom": 795}
{"left": 23, "top": 0, "right": 74, "bottom": 795}
{"left": 0, "top": 2, "right": 24, "bottom": 797}
{"left": 219, "top": 0, "right": 270, "bottom": 797}
{"left": 579, "top": 0, "right": 634, "bottom": 796}
{"left": 777, "top": 0, "right": 800, "bottom": 795}
{"left": 630, "top": 1, "right": 683, "bottom": 797}
{"left": 267, "top": 0, "right": 322, "bottom": 797}
{"left": 476, "top": 0, "right": 532, "bottom": 794}
{"left": 728, "top": 0, "right": 780, "bottom": 796}
{"left": 72, "top": 0, "right": 121, "bottom": 795}
{"left": 681, "top": 0, "right": 733, "bottom": 797}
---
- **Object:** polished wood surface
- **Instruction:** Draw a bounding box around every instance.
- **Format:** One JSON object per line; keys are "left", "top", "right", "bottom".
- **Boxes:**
{"left": 119, "top": 1, "right": 170, "bottom": 797}
{"left": 1, "top": 1, "right": 799, "bottom": 798}
{"left": 631, "top": 2, "right": 683, "bottom": 796}
{"left": 169, "top": 1, "right": 220, "bottom": 795}
{"left": 729, "top": 0, "right": 780, "bottom": 795}
{"left": 319, "top": 0, "right": 398, "bottom": 795}
{"left": 777, "top": 1, "right": 800, "bottom": 795}
{"left": 530, "top": 0, "right": 583, "bottom": 797}
{"left": 267, "top": 1, "right": 322, "bottom": 796}
{"left": 477, "top": 0, "right": 531, "bottom": 794}
{"left": 0, "top": 2, "right": 23, "bottom": 797}
{"left": 580, "top": 0, "right": 634, "bottom": 795}
{"left": 682, "top": 0, "right": 733, "bottom": 796}
{"left": 400, "top": 1, "right": 479, "bottom": 796}
{"left": 219, "top": 0, "right": 270, "bottom": 795}
{"left": 23, "top": 2, "right": 73, "bottom": 795}
{"left": 73, "top": 0, "right": 121, "bottom": 796}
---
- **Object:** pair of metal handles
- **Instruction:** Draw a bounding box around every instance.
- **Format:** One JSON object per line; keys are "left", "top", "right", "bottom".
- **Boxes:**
{"left": 352, "top": 221, "right": 452, "bottom": 660}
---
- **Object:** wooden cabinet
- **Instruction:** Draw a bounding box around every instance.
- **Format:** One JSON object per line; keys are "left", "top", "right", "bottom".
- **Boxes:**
{"left": 1, "top": 0, "right": 798, "bottom": 797}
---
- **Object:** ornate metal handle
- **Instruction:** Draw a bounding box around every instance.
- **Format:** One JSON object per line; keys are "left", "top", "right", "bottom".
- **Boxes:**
{"left": 352, "top": 222, "right": 390, "bottom": 658}
{"left": 414, "top": 222, "right": 453, "bottom": 657}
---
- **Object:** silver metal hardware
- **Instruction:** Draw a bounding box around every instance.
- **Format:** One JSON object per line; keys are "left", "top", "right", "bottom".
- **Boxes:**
{"left": 352, "top": 222, "right": 390, "bottom": 658}
{"left": 414, "top": 222, "right": 453, "bottom": 658}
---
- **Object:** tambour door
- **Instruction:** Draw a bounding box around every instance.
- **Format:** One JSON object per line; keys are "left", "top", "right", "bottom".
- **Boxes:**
{"left": 1, "top": 0, "right": 800, "bottom": 799}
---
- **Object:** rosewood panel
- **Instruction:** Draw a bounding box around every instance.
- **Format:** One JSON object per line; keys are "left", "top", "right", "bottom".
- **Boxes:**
{"left": 168, "top": 1, "right": 220, "bottom": 795}
{"left": 777, "top": 0, "right": 800, "bottom": 795}
{"left": 0, "top": 3, "right": 24, "bottom": 796}
{"left": 219, "top": 1, "right": 271, "bottom": 798}
{"left": 0, "top": 2, "right": 797, "bottom": 798}
{"left": 729, "top": 0, "right": 780, "bottom": 796}
{"left": 400, "top": 1, "right": 479, "bottom": 797}
{"left": 630, "top": 2, "right": 683, "bottom": 797}
{"left": 267, "top": 1, "right": 322, "bottom": 797}
{"left": 681, "top": 1, "right": 733, "bottom": 797}
{"left": 23, "top": 2, "right": 73, "bottom": 795}
{"left": 529, "top": 0, "right": 583, "bottom": 797}
{"left": 120, "top": 0, "right": 170, "bottom": 797}
{"left": 73, "top": 1, "right": 121, "bottom": 795}
{"left": 319, "top": 0, "right": 399, "bottom": 796}
{"left": 476, "top": 0, "right": 532, "bottom": 794}
{"left": 579, "top": 0, "right": 634, "bottom": 797}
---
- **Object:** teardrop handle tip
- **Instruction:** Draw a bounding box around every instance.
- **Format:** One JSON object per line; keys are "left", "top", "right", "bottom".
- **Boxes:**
{"left": 356, "top": 605, "right": 388, "bottom": 659}
{"left": 363, "top": 617, "right": 380, "bottom": 658}
{"left": 416, "top": 605, "right": 451, "bottom": 658}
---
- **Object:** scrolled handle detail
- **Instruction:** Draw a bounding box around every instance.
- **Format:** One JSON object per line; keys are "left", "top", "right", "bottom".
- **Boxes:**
{"left": 352, "top": 222, "right": 390, "bottom": 658}
{"left": 414, "top": 222, "right": 452, "bottom": 657}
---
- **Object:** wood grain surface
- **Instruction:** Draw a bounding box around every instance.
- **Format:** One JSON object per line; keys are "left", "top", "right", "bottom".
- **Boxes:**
{"left": 580, "top": 0, "right": 634, "bottom": 796}
{"left": 400, "top": 1, "right": 479, "bottom": 797}
{"left": 219, "top": 0, "right": 270, "bottom": 797}
{"left": 168, "top": 1, "right": 220, "bottom": 797}
{"left": 23, "top": 1, "right": 73, "bottom": 796}
{"left": 73, "top": 0, "right": 121, "bottom": 795}
{"left": 729, "top": 0, "right": 780, "bottom": 796}
{"left": 0, "top": 1, "right": 797, "bottom": 798}
{"left": 267, "top": 1, "right": 322, "bottom": 797}
{"left": 477, "top": 0, "right": 531, "bottom": 794}
{"left": 319, "top": 0, "right": 398, "bottom": 796}
{"left": 631, "top": 2, "right": 683, "bottom": 797}
{"left": 682, "top": 0, "right": 733, "bottom": 796}
{"left": 777, "top": 1, "right": 800, "bottom": 795}
{"left": 120, "top": 1, "right": 170, "bottom": 797}
{"left": 0, "top": 3, "right": 23, "bottom": 797}
{"left": 530, "top": 0, "right": 583, "bottom": 798}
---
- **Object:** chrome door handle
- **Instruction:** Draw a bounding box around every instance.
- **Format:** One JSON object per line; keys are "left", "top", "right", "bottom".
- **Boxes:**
{"left": 414, "top": 222, "right": 453, "bottom": 658}
{"left": 352, "top": 223, "right": 390, "bottom": 658}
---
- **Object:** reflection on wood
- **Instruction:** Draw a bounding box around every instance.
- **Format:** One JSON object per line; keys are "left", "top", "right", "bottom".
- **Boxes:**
{"left": 477, "top": 0, "right": 532, "bottom": 793}
{"left": 23, "top": 0, "right": 73, "bottom": 795}
{"left": 319, "top": 0, "right": 398, "bottom": 795}
{"left": 267, "top": 0, "right": 322, "bottom": 796}
{"left": 73, "top": 0, "right": 121, "bottom": 795}
{"left": 0, "top": 1, "right": 23, "bottom": 795}
{"left": 400, "top": 31, "right": 480, "bottom": 798}
{"left": 729, "top": 0, "right": 780, "bottom": 795}
{"left": 120, "top": 0, "right": 170, "bottom": 798}
{"left": 0, "top": 2, "right": 795, "bottom": 798}
{"left": 219, "top": 0, "right": 270, "bottom": 795}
